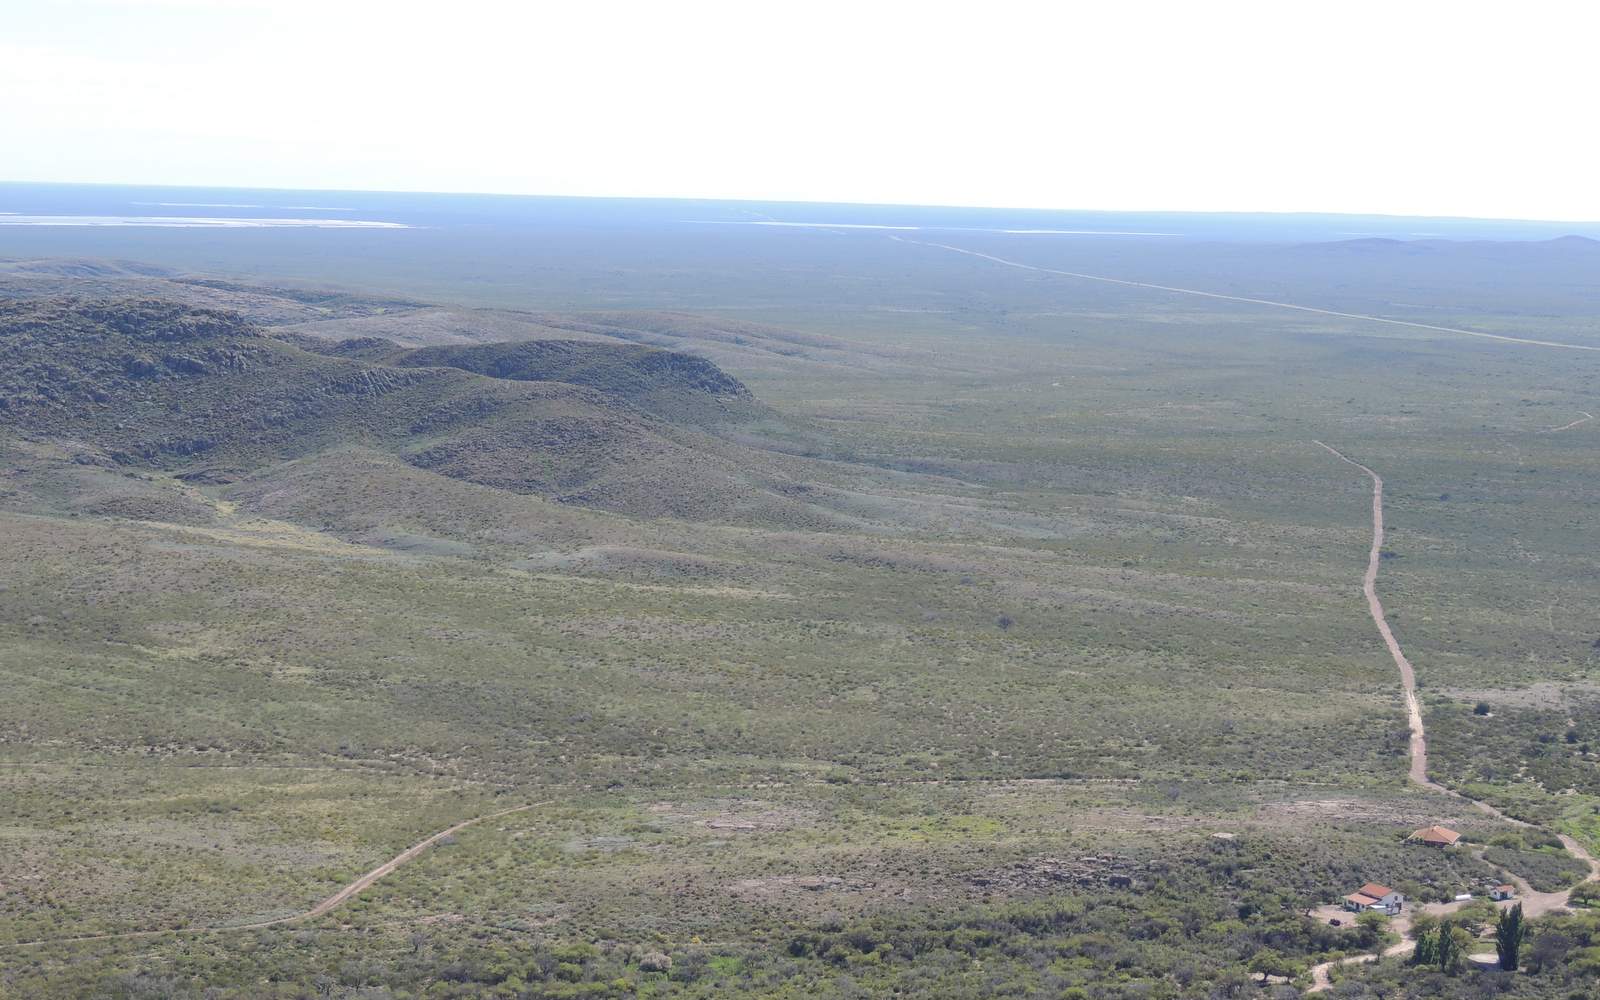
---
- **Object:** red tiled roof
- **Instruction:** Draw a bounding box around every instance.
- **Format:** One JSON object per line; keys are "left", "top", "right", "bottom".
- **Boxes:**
{"left": 1411, "top": 826, "right": 1461, "bottom": 845}
{"left": 1357, "top": 883, "right": 1396, "bottom": 898}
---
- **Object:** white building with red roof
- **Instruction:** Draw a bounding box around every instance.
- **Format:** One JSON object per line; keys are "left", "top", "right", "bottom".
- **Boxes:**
{"left": 1343, "top": 882, "right": 1404, "bottom": 914}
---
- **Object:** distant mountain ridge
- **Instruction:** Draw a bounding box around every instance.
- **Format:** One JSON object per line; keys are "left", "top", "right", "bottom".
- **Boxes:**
{"left": 1299, "top": 234, "right": 1600, "bottom": 254}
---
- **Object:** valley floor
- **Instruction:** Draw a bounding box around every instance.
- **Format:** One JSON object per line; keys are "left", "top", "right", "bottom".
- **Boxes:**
{"left": 3, "top": 237, "right": 1599, "bottom": 997}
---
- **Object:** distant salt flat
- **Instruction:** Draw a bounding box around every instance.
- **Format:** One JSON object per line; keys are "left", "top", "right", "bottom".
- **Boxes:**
{"left": 999, "top": 228, "right": 1179, "bottom": 236}
{"left": 133, "top": 202, "right": 265, "bottom": 209}
{"left": 0, "top": 215, "right": 409, "bottom": 229}
{"left": 689, "top": 220, "right": 1178, "bottom": 236}
{"left": 689, "top": 220, "right": 922, "bottom": 230}
{"left": 133, "top": 202, "right": 358, "bottom": 211}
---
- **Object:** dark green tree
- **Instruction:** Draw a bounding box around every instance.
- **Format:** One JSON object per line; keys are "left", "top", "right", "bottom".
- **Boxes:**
{"left": 1435, "top": 918, "right": 1462, "bottom": 973}
{"left": 1495, "top": 903, "right": 1528, "bottom": 971}
{"left": 1410, "top": 928, "right": 1434, "bottom": 967}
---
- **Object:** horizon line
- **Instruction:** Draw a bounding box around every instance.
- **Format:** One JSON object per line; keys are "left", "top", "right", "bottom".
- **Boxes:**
{"left": 3, "top": 178, "right": 1600, "bottom": 228}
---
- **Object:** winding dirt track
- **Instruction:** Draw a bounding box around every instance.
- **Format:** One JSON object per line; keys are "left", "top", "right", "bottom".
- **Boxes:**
{"left": 4, "top": 801, "right": 547, "bottom": 951}
{"left": 1313, "top": 442, "right": 1431, "bottom": 788}
{"left": 1309, "top": 931, "right": 1417, "bottom": 991}
{"left": 1547, "top": 411, "right": 1596, "bottom": 432}
{"left": 1305, "top": 445, "right": 1600, "bottom": 990}
{"left": 893, "top": 236, "right": 1600, "bottom": 353}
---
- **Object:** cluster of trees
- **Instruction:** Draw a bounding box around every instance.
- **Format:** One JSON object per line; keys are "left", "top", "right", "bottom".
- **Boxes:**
{"left": 1409, "top": 905, "right": 1529, "bottom": 975}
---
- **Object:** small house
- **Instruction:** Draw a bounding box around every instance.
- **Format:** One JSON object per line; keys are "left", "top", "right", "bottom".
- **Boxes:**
{"left": 1344, "top": 882, "right": 1404, "bottom": 915}
{"left": 1409, "top": 825, "right": 1461, "bottom": 848}
{"left": 1490, "top": 885, "right": 1515, "bottom": 901}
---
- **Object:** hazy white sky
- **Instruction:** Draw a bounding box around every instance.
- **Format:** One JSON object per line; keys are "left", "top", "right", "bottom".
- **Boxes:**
{"left": 5, "top": 0, "right": 1599, "bottom": 219}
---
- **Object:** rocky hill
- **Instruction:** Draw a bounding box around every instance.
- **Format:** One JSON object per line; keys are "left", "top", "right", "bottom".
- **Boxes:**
{"left": 0, "top": 298, "right": 830, "bottom": 526}
{"left": 299, "top": 336, "right": 757, "bottom": 425}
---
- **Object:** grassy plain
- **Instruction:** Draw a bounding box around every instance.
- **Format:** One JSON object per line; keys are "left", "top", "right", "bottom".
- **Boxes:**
{"left": 2, "top": 223, "right": 1598, "bottom": 997}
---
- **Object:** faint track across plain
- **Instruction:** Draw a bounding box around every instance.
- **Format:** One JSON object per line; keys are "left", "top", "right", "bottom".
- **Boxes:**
{"left": 1547, "top": 410, "right": 1595, "bottom": 432}
{"left": 894, "top": 236, "right": 1600, "bottom": 353}
{"left": 3, "top": 800, "right": 548, "bottom": 950}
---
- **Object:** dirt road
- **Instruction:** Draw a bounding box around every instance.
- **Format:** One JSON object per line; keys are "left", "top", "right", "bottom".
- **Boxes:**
{"left": 1310, "top": 442, "right": 1600, "bottom": 854}
{"left": 1309, "top": 927, "right": 1417, "bottom": 991}
{"left": 894, "top": 236, "right": 1600, "bottom": 353}
{"left": 1305, "top": 443, "right": 1600, "bottom": 990}
{"left": 1312, "top": 441, "right": 1430, "bottom": 788}
{"left": 4, "top": 800, "right": 546, "bottom": 950}
{"left": 885, "top": 231, "right": 1599, "bottom": 990}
